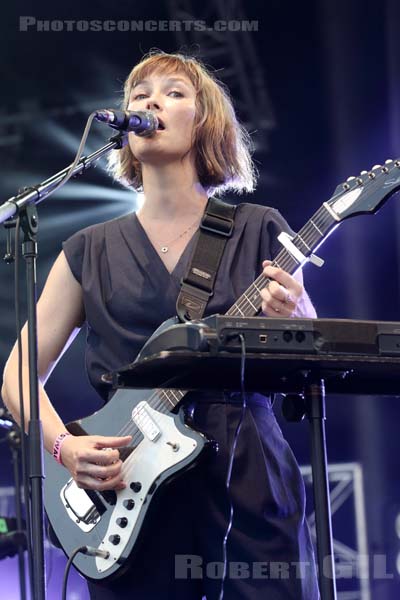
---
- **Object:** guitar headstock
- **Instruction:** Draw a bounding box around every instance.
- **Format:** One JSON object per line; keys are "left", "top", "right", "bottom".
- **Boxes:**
{"left": 326, "top": 159, "right": 400, "bottom": 220}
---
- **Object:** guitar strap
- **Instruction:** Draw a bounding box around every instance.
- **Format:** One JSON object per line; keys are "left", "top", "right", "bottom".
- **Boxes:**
{"left": 176, "top": 197, "right": 237, "bottom": 322}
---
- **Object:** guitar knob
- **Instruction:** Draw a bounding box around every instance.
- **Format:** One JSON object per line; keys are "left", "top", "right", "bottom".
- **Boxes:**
{"left": 123, "top": 499, "right": 135, "bottom": 510}
{"left": 108, "top": 534, "right": 121, "bottom": 545}
{"left": 130, "top": 482, "right": 142, "bottom": 493}
{"left": 117, "top": 517, "right": 128, "bottom": 528}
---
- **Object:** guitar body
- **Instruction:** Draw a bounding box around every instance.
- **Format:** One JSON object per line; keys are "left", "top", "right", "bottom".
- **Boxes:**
{"left": 44, "top": 385, "right": 213, "bottom": 581}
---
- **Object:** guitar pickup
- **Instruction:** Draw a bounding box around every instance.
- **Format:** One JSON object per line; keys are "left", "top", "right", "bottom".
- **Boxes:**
{"left": 132, "top": 402, "right": 161, "bottom": 442}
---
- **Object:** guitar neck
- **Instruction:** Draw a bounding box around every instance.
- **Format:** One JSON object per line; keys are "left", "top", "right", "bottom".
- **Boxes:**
{"left": 226, "top": 203, "right": 338, "bottom": 318}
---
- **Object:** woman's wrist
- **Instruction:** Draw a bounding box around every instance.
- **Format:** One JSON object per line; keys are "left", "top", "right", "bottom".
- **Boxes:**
{"left": 292, "top": 291, "right": 317, "bottom": 318}
{"left": 52, "top": 432, "right": 72, "bottom": 465}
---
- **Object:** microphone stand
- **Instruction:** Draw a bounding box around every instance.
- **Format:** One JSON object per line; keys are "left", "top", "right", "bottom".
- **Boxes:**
{"left": 0, "top": 132, "right": 126, "bottom": 600}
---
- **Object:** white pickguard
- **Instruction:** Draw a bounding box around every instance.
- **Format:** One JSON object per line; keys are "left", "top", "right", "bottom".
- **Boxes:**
{"left": 94, "top": 403, "right": 198, "bottom": 573}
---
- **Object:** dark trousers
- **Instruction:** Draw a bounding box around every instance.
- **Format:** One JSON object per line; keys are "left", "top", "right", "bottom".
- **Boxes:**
{"left": 88, "top": 396, "right": 319, "bottom": 599}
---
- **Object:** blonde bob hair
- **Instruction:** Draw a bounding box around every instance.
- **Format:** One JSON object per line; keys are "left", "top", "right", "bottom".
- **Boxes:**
{"left": 108, "top": 50, "right": 257, "bottom": 196}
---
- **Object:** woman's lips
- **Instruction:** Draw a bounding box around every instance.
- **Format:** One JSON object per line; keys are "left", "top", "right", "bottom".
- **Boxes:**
{"left": 157, "top": 117, "right": 166, "bottom": 130}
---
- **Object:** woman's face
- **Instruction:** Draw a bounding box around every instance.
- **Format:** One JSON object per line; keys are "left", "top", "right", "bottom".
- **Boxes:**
{"left": 127, "top": 71, "right": 197, "bottom": 168}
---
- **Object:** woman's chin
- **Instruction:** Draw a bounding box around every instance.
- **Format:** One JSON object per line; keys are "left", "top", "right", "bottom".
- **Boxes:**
{"left": 131, "top": 146, "right": 191, "bottom": 167}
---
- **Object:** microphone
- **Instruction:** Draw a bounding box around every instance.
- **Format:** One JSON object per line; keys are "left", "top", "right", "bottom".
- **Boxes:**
{"left": 94, "top": 109, "right": 158, "bottom": 137}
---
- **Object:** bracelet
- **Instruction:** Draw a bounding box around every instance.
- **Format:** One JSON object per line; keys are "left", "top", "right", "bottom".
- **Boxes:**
{"left": 53, "top": 432, "right": 72, "bottom": 465}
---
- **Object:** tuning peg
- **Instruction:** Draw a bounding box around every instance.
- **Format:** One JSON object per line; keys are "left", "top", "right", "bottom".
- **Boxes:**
{"left": 346, "top": 176, "right": 356, "bottom": 182}
{"left": 385, "top": 159, "right": 393, "bottom": 164}
{"left": 360, "top": 170, "right": 368, "bottom": 175}
{"left": 368, "top": 171, "right": 376, "bottom": 179}
{"left": 372, "top": 164, "right": 382, "bottom": 170}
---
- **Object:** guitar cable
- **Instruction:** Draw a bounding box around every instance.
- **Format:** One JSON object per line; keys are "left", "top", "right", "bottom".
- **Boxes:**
{"left": 62, "top": 545, "right": 110, "bottom": 600}
{"left": 218, "top": 333, "right": 247, "bottom": 600}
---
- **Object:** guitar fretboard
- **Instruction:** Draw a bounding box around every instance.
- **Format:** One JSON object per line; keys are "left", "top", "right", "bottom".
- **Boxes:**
{"left": 227, "top": 204, "right": 337, "bottom": 318}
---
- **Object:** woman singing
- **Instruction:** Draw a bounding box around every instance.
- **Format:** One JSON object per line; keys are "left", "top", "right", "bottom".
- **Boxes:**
{"left": 2, "top": 51, "right": 319, "bottom": 599}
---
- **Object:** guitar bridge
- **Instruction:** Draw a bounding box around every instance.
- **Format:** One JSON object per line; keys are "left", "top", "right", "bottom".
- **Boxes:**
{"left": 61, "top": 479, "right": 103, "bottom": 532}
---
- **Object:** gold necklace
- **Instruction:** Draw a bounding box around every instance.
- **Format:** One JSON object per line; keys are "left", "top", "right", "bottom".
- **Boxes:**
{"left": 160, "top": 217, "right": 200, "bottom": 253}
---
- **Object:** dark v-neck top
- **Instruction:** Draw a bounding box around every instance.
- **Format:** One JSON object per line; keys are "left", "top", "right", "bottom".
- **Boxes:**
{"left": 62, "top": 202, "right": 294, "bottom": 402}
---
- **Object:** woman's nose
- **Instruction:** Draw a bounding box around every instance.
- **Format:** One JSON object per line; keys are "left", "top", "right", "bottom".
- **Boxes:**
{"left": 146, "top": 98, "right": 161, "bottom": 111}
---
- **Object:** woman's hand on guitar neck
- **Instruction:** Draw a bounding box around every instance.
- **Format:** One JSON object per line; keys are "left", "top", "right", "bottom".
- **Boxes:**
{"left": 260, "top": 260, "right": 316, "bottom": 318}
{"left": 59, "top": 434, "right": 132, "bottom": 491}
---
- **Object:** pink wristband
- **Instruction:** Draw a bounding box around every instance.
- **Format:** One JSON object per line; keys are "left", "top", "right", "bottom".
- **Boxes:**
{"left": 53, "top": 432, "right": 72, "bottom": 465}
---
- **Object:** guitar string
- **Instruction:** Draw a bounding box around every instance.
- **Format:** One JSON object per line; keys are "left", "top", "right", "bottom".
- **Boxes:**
{"left": 113, "top": 390, "right": 185, "bottom": 446}
{"left": 104, "top": 206, "right": 336, "bottom": 450}
{"left": 107, "top": 212, "right": 334, "bottom": 450}
{"left": 103, "top": 208, "right": 334, "bottom": 448}
{"left": 92, "top": 191, "right": 325, "bottom": 538}
{"left": 228, "top": 207, "right": 334, "bottom": 316}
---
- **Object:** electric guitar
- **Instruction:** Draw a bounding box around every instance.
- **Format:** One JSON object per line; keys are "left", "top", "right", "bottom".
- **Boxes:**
{"left": 44, "top": 158, "right": 400, "bottom": 580}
